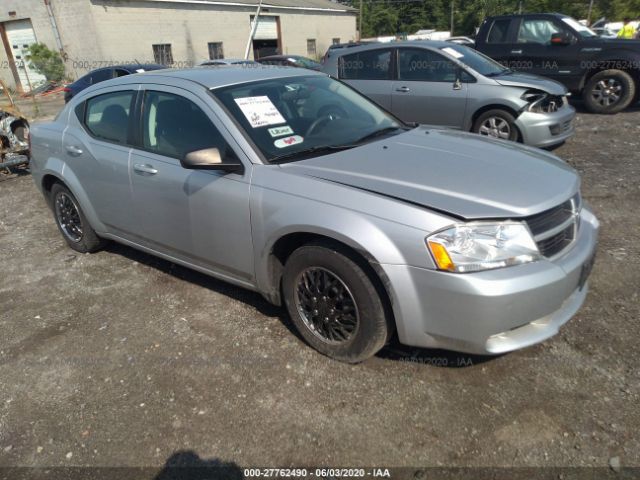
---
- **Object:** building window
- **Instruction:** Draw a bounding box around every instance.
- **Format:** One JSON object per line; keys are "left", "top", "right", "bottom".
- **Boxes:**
{"left": 307, "top": 39, "right": 316, "bottom": 57}
{"left": 152, "top": 44, "right": 173, "bottom": 65}
{"left": 332, "top": 38, "right": 340, "bottom": 45}
{"left": 208, "top": 42, "right": 224, "bottom": 60}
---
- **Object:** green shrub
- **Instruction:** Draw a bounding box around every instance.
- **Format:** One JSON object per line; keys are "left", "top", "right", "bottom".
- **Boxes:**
{"left": 25, "top": 43, "right": 65, "bottom": 83}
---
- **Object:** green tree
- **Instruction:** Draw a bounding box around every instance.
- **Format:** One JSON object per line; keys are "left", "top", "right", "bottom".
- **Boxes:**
{"left": 25, "top": 43, "right": 65, "bottom": 83}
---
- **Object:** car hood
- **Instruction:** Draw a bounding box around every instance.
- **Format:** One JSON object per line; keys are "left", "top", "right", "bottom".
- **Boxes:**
{"left": 281, "top": 127, "right": 579, "bottom": 219}
{"left": 493, "top": 71, "right": 568, "bottom": 95}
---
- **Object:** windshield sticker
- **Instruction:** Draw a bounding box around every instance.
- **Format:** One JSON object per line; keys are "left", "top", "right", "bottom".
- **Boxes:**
{"left": 268, "top": 125, "right": 294, "bottom": 138}
{"left": 274, "top": 135, "right": 303, "bottom": 148}
{"left": 135, "top": 68, "right": 146, "bottom": 73}
{"left": 442, "top": 47, "right": 464, "bottom": 59}
{"left": 234, "top": 96, "right": 286, "bottom": 128}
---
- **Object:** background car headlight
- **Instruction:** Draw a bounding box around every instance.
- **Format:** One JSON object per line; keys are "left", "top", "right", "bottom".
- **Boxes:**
{"left": 426, "top": 222, "right": 540, "bottom": 273}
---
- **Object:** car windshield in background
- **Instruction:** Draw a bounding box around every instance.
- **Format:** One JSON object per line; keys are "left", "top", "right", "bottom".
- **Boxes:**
{"left": 212, "top": 75, "right": 402, "bottom": 163}
{"left": 293, "top": 57, "right": 321, "bottom": 69}
{"left": 439, "top": 44, "right": 508, "bottom": 77}
{"left": 561, "top": 16, "right": 598, "bottom": 38}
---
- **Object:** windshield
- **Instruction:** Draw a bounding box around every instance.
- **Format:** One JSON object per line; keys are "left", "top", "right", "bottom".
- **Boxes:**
{"left": 212, "top": 75, "right": 403, "bottom": 163}
{"left": 439, "top": 45, "right": 508, "bottom": 77}
{"left": 561, "top": 16, "right": 598, "bottom": 38}
{"left": 292, "top": 57, "right": 320, "bottom": 68}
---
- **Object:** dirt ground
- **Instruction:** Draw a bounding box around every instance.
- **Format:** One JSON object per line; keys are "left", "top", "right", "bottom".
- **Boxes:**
{"left": 0, "top": 95, "right": 639, "bottom": 478}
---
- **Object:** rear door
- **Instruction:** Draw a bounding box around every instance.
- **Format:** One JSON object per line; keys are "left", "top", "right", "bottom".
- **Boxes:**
{"left": 337, "top": 47, "right": 394, "bottom": 110}
{"left": 477, "top": 17, "right": 518, "bottom": 67}
{"left": 128, "top": 85, "right": 255, "bottom": 282}
{"left": 391, "top": 47, "right": 468, "bottom": 127}
{"left": 62, "top": 87, "right": 139, "bottom": 236}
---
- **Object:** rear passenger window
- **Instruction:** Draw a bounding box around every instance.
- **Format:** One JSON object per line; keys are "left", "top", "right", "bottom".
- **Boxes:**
{"left": 487, "top": 19, "right": 512, "bottom": 43}
{"left": 84, "top": 91, "right": 135, "bottom": 144}
{"left": 339, "top": 48, "right": 392, "bottom": 80}
{"left": 141, "top": 91, "right": 234, "bottom": 160}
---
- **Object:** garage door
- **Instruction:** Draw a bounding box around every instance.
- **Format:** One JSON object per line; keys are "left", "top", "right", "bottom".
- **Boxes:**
{"left": 5, "top": 19, "right": 47, "bottom": 91}
{"left": 252, "top": 16, "right": 278, "bottom": 40}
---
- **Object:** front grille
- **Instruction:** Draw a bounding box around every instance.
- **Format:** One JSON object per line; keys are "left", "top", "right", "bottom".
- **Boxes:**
{"left": 549, "top": 119, "right": 572, "bottom": 136}
{"left": 525, "top": 194, "right": 580, "bottom": 258}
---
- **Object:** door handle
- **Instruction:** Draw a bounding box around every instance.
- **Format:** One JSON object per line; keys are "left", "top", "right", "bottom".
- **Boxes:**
{"left": 511, "top": 49, "right": 523, "bottom": 54}
{"left": 65, "top": 145, "right": 83, "bottom": 156}
{"left": 133, "top": 163, "right": 158, "bottom": 175}
{"left": 395, "top": 86, "right": 410, "bottom": 93}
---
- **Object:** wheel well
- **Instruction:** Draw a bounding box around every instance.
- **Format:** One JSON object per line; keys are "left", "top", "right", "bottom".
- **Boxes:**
{"left": 41, "top": 174, "right": 64, "bottom": 205}
{"left": 581, "top": 63, "right": 640, "bottom": 91}
{"left": 470, "top": 104, "right": 522, "bottom": 141}
{"left": 267, "top": 232, "right": 396, "bottom": 333}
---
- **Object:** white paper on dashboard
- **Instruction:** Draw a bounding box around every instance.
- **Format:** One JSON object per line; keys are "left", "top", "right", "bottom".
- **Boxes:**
{"left": 234, "top": 96, "right": 286, "bottom": 128}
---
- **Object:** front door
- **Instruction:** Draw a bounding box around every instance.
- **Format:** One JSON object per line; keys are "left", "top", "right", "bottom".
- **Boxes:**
{"left": 129, "top": 86, "right": 254, "bottom": 283}
{"left": 392, "top": 47, "right": 468, "bottom": 127}
{"left": 509, "top": 16, "right": 583, "bottom": 85}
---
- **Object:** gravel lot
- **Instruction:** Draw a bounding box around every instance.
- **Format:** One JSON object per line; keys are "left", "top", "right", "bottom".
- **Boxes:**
{"left": 0, "top": 96, "right": 638, "bottom": 477}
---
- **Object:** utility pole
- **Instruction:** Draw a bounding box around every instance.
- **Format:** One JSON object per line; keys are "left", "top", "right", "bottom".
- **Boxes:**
{"left": 358, "top": 0, "right": 363, "bottom": 41}
{"left": 450, "top": 0, "right": 454, "bottom": 36}
{"left": 518, "top": 0, "right": 523, "bottom": 14}
{"left": 587, "top": 0, "right": 594, "bottom": 25}
{"left": 244, "top": 0, "right": 264, "bottom": 60}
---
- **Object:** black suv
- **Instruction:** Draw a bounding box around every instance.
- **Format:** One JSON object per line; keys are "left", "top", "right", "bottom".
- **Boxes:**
{"left": 475, "top": 13, "right": 640, "bottom": 113}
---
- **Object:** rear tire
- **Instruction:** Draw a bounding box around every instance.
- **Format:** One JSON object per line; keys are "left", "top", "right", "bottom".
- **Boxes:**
{"left": 51, "top": 183, "right": 106, "bottom": 253}
{"left": 472, "top": 109, "right": 519, "bottom": 142}
{"left": 282, "top": 243, "right": 390, "bottom": 363}
{"left": 583, "top": 69, "right": 635, "bottom": 114}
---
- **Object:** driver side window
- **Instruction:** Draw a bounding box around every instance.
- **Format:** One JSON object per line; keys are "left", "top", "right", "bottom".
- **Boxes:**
{"left": 141, "top": 91, "right": 235, "bottom": 160}
{"left": 517, "top": 19, "right": 563, "bottom": 44}
{"left": 398, "top": 48, "right": 458, "bottom": 82}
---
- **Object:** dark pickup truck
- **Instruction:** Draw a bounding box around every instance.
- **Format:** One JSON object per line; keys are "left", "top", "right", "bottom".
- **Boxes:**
{"left": 475, "top": 13, "right": 640, "bottom": 113}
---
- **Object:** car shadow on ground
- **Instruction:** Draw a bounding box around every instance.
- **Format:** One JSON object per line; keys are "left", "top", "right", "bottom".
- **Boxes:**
{"left": 106, "top": 242, "right": 500, "bottom": 369}
{"left": 153, "top": 450, "right": 243, "bottom": 480}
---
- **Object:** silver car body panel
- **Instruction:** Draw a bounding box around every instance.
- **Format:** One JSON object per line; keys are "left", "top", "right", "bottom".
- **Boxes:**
{"left": 30, "top": 67, "right": 598, "bottom": 355}
{"left": 321, "top": 41, "right": 576, "bottom": 147}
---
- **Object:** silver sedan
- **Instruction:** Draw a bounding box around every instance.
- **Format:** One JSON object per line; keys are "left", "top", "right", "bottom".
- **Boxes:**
{"left": 321, "top": 41, "right": 576, "bottom": 148}
{"left": 30, "top": 67, "right": 598, "bottom": 362}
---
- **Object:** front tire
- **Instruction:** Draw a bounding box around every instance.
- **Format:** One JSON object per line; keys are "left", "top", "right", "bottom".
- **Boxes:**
{"left": 472, "top": 109, "right": 519, "bottom": 142}
{"left": 51, "top": 183, "right": 106, "bottom": 253}
{"left": 583, "top": 69, "right": 636, "bottom": 114}
{"left": 282, "top": 244, "right": 391, "bottom": 363}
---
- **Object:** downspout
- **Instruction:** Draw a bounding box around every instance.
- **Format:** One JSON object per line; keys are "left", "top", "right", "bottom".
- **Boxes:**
{"left": 44, "top": 0, "right": 64, "bottom": 53}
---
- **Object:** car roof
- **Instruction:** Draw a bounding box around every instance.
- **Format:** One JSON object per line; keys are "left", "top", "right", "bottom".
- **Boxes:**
{"left": 118, "top": 63, "right": 166, "bottom": 71}
{"left": 328, "top": 40, "right": 462, "bottom": 56}
{"left": 81, "top": 65, "right": 326, "bottom": 92}
{"left": 485, "top": 12, "right": 566, "bottom": 20}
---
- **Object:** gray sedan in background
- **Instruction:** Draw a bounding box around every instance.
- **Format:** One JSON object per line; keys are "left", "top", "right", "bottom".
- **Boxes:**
{"left": 322, "top": 41, "right": 575, "bottom": 148}
{"left": 30, "top": 67, "right": 597, "bottom": 362}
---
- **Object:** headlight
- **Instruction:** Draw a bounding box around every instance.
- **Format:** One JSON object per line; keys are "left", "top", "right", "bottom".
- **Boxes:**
{"left": 521, "top": 89, "right": 565, "bottom": 113}
{"left": 426, "top": 222, "right": 540, "bottom": 273}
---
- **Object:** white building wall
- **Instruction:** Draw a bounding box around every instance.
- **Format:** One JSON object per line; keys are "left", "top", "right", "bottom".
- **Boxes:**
{"left": 279, "top": 11, "right": 356, "bottom": 59}
{"left": 0, "top": 0, "right": 356, "bottom": 88}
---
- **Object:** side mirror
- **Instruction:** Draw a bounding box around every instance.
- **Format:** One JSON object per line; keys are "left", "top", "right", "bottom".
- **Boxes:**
{"left": 550, "top": 32, "right": 572, "bottom": 46}
{"left": 181, "top": 147, "right": 244, "bottom": 173}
